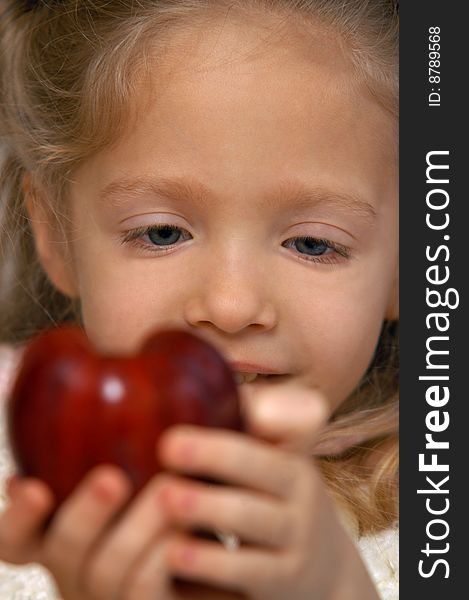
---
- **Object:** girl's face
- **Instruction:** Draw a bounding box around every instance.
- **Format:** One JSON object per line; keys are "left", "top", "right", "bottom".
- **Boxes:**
{"left": 37, "top": 17, "right": 398, "bottom": 413}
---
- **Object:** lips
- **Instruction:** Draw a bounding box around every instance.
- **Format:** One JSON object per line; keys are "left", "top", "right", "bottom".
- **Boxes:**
{"left": 229, "top": 361, "right": 287, "bottom": 376}
{"left": 232, "top": 372, "right": 290, "bottom": 385}
{"left": 233, "top": 372, "right": 259, "bottom": 384}
{"left": 229, "top": 360, "right": 289, "bottom": 385}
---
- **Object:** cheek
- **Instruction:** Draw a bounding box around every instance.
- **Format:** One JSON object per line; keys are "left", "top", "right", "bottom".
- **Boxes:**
{"left": 293, "top": 275, "right": 390, "bottom": 409}
{"left": 320, "top": 310, "right": 384, "bottom": 409}
{"left": 74, "top": 258, "right": 183, "bottom": 354}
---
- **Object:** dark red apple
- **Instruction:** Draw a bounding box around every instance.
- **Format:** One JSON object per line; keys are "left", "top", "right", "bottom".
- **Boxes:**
{"left": 7, "top": 326, "right": 243, "bottom": 507}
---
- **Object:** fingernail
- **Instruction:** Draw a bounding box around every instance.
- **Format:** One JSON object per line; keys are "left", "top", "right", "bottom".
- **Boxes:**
{"left": 256, "top": 392, "right": 326, "bottom": 423}
{"left": 91, "top": 467, "right": 128, "bottom": 504}
{"left": 168, "top": 438, "right": 197, "bottom": 465}
{"left": 254, "top": 397, "right": 283, "bottom": 422}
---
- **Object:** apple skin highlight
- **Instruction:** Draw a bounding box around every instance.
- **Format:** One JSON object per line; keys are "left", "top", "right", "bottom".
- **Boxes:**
{"left": 7, "top": 326, "right": 244, "bottom": 507}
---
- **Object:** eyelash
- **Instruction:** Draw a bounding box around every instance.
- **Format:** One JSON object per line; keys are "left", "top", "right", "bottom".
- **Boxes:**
{"left": 119, "top": 224, "right": 352, "bottom": 265}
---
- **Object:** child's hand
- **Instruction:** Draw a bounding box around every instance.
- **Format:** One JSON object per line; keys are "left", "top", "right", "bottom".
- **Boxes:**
{"left": 1, "top": 466, "right": 248, "bottom": 599}
{"left": 0, "top": 466, "right": 186, "bottom": 600}
{"left": 239, "top": 381, "right": 330, "bottom": 455}
{"left": 0, "top": 473, "right": 55, "bottom": 565}
{"left": 155, "top": 384, "right": 380, "bottom": 600}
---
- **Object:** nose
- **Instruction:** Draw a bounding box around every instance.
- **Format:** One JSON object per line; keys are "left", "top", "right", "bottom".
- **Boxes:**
{"left": 183, "top": 253, "right": 278, "bottom": 335}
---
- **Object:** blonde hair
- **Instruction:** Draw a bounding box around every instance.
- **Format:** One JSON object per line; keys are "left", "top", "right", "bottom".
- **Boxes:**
{"left": 0, "top": 0, "right": 399, "bottom": 534}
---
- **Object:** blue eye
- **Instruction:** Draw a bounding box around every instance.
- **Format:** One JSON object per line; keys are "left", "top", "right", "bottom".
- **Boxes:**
{"left": 292, "top": 238, "right": 331, "bottom": 256}
{"left": 282, "top": 236, "right": 350, "bottom": 264}
{"left": 147, "top": 225, "right": 182, "bottom": 246}
{"left": 120, "top": 226, "right": 351, "bottom": 264}
{"left": 120, "top": 224, "right": 191, "bottom": 252}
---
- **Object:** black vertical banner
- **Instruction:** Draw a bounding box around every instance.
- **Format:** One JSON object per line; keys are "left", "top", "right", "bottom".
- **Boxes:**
{"left": 400, "top": 2, "right": 468, "bottom": 598}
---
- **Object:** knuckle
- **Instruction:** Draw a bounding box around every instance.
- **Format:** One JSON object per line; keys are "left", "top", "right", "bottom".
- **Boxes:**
{"left": 244, "top": 555, "right": 276, "bottom": 596}
{"left": 0, "top": 519, "right": 17, "bottom": 549}
{"left": 228, "top": 491, "right": 250, "bottom": 526}
{"left": 218, "top": 556, "right": 243, "bottom": 588}
{"left": 225, "top": 437, "right": 249, "bottom": 472}
{"left": 277, "top": 456, "right": 302, "bottom": 496}
{"left": 123, "top": 538, "right": 172, "bottom": 599}
{"left": 284, "top": 549, "right": 309, "bottom": 583}
{"left": 271, "top": 509, "right": 296, "bottom": 547}
{"left": 41, "top": 544, "right": 60, "bottom": 572}
{"left": 128, "top": 565, "right": 166, "bottom": 599}
{"left": 301, "top": 462, "right": 320, "bottom": 503}
{"left": 155, "top": 472, "right": 180, "bottom": 493}
{"left": 292, "top": 456, "right": 316, "bottom": 497}
{"left": 83, "top": 559, "right": 115, "bottom": 599}
{"left": 41, "top": 522, "right": 77, "bottom": 569}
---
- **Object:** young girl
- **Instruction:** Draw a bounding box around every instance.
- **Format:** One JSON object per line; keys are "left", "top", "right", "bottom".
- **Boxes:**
{"left": 0, "top": 0, "right": 399, "bottom": 598}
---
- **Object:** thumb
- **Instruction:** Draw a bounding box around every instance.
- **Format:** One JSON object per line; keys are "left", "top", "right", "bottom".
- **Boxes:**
{"left": 240, "top": 382, "right": 329, "bottom": 454}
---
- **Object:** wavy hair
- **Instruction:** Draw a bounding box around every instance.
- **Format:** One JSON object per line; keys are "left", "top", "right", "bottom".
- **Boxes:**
{"left": 0, "top": 0, "right": 399, "bottom": 534}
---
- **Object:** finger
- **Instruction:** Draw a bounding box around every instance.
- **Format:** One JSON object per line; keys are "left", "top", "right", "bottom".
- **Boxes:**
{"left": 172, "top": 580, "right": 247, "bottom": 600}
{"left": 240, "top": 383, "right": 329, "bottom": 453}
{"left": 82, "top": 475, "right": 170, "bottom": 599}
{"left": 122, "top": 534, "right": 246, "bottom": 600}
{"left": 158, "top": 475, "right": 295, "bottom": 549}
{"left": 157, "top": 426, "right": 304, "bottom": 500}
{"left": 120, "top": 531, "right": 173, "bottom": 600}
{"left": 165, "top": 531, "right": 287, "bottom": 598}
{"left": 5, "top": 474, "right": 19, "bottom": 498}
{"left": 0, "top": 478, "right": 55, "bottom": 564}
{"left": 41, "top": 465, "right": 132, "bottom": 592}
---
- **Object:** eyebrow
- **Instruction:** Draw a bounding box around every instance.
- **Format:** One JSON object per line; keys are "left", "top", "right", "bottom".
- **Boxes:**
{"left": 99, "top": 176, "right": 378, "bottom": 224}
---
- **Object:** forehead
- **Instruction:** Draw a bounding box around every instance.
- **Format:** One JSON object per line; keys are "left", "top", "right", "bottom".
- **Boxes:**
{"left": 134, "top": 13, "right": 394, "bottom": 148}
{"left": 151, "top": 7, "right": 353, "bottom": 75}
{"left": 81, "top": 11, "right": 396, "bottom": 209}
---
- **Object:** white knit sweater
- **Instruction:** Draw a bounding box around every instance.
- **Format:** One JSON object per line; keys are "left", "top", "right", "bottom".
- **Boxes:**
{"left": 0, "top": 345, "right": 398, "bottom": 599}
